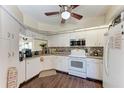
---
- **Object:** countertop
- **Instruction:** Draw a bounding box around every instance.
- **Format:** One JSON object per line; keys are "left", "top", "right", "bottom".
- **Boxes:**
{"left": 25, "top": 54, "right": 103, "bottom": 60}
{"left": 24, "top": 55, "right": 41, "bottom": 60}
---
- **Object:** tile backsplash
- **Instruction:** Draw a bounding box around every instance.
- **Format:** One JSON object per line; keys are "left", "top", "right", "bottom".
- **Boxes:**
{"left": 45, "top": 47, "right": 103, "bottom": 57}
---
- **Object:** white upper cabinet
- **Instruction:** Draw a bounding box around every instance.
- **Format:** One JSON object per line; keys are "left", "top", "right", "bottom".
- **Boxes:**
{"left": 48, "top": 27, "right": 107, "bottom": 47}
{"left": 48, "top": 34, "right": 70, "bottom": 47}
{"left": 86, "top": 28, "right": 107, "bottom": 47}
{"left": 97, "top": 28, "right": 107, "bottom": 46}
{"left": 70, "top": 31, "right": 86, "bottom": 40}
{"left": 0, "top": 8, "right": 20, "bottom": 87}
{"left": 86, "top": 30, "right": 98, "bottom": 46}
{"left": 0, "top": 8, "right": 20, "bottom": 40}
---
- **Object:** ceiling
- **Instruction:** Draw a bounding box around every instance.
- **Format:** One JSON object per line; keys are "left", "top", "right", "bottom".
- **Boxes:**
{"left": 18, "top": 5, "right": 110, "bottom": 33}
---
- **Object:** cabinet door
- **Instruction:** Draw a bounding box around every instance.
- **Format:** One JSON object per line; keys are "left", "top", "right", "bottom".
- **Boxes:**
{"left": 86, "top": 30, "right": 98, "bottom": 46}
{"left": 87, "top": 59, "right": 103, "bottom": 80}
{"left": 87, "top": 61, "right": 100, "bottom": 79}
{"left": 1, "top": 9, "right": 13, "bottom": 40}
{"left": 54, "top": 56, "right": 63, "bottom": 71}
{"left": 26, "top": 59, "right": 34, "bottom": 80}
{"left": 41, "top": 56, "right": 54, "bottom": 70}
{"left": 26, "top": 58, "right": 41, "bottom": 80}
{"left": 97, "top": 29, "right": 107, "bottom": 46}
{"left": 0, "top": 39, "right": 10, "bottom": 87}
{"left": 18, "top": 60, "right": 25, "bottom": 84}
{"left": 54, "top": 56, "right": 69, "bottom": 72}
{"left": 61, "top": 57, "right": 69, "bottom": 72}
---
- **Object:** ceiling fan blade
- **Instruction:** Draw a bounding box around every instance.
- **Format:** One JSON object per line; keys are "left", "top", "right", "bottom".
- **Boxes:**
{"left": 71, "top": 5, "right": 79, "bottom": 9}
{"left": 71, "top": 12, "right": 83, "bottom": 20}
{"left": 45, "top": 12, "right": 59, "bottom": 16}
{"left": 61, "top": 19, "right": 66, "bottom": 24}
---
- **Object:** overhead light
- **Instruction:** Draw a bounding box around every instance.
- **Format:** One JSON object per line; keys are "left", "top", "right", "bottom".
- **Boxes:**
{"left": 61, "top": 11, "right": 71, "bottom": 20}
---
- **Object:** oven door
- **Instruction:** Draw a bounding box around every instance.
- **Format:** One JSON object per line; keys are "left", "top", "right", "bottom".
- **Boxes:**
{"left": 69, "top": 57, "right": 86, "bottom": 72}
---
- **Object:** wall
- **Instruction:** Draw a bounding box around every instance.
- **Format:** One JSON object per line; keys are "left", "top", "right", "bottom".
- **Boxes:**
{"left": 1, "top": 5, "right": 23, "bottom": 22}
{"left": 105, "top": 5, "right": 124, "bottom": 24}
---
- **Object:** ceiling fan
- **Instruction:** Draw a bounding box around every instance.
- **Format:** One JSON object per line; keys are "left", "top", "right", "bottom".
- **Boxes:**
{"left": 44, "top": 5, "right": 83, "bottom": 24}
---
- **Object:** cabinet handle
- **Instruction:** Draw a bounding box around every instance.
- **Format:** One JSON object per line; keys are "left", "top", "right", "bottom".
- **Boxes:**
{"left": 12, "top": 34, "right": 14, "bottom": 39}
{"left": 8, "top": 32, "right": 10, "bottom": 38}
{"left": 8, "top": 52, "right": 11, "bottom": 58}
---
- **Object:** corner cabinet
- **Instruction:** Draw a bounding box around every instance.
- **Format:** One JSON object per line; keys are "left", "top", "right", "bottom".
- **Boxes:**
{"left": 26, "top": 57, "right": 41, "bottom": 80}
{"left": 87, "top": 58, "right": 103, "bottom": 80}
{"left": 40, "top": 56, "right": 54, "bottom": 71}
{"left": 26, "top": 56, "right": 55, "bottom": 80}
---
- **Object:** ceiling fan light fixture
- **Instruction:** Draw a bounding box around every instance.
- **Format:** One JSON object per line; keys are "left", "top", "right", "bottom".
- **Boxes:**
{"left": 61, "top": 11, "right": 71, "bottom": 20}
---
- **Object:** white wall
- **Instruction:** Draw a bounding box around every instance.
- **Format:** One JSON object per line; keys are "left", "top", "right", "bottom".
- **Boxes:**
{"left": 105, "top": 5, "right": 124, "bottom": 24}
{"left": 1, "top": 5, "right": 23, "bottom": 22}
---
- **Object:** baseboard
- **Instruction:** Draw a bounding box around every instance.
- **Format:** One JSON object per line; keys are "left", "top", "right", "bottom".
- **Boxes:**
{"left": 56, "top": 70, "right": 102, "bottom": 83}
{"left": 86, "top": 77, "right": 103, "bottom": 83}
{"left": 55, "top": 70, "right": 68, "bottom": 75}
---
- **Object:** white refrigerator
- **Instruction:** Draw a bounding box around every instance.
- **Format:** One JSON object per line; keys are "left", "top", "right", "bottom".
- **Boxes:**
{"left": 103, "top": 21, "right": 124, "bottom": 88}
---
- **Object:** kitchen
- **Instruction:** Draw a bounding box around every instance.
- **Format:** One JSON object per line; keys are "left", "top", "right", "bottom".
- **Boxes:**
{"left": 0, "top": 5, "right": 124, "bottom": 88}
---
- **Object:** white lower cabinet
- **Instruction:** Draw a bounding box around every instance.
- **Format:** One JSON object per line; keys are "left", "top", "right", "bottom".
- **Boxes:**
{"left": 40, "top": 56, "right": 54, "bottom": 71}
{"left": 26, "top": 57, "right": 41, "bottom": 80}
{"left": 26, "top": 56, "right": 54, "bottom": 80}
{"left": 0, "top": 39, "right": 9, "bottom": 88}
{"left": 87, "top": 58, "right": 103, "bottom": 80}
{"left": 25, "top": 56, "right": 103, "bottom": 81}
{"left": 18, "top": 60, "right": 26, "bottom": 84}
{"left": 54, "top": 56, "right": 69, "bottom": 72}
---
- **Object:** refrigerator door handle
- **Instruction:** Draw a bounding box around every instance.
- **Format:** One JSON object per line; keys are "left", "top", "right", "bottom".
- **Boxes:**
{"left": 104, "top": 39, "right": 109, "bottom": 76}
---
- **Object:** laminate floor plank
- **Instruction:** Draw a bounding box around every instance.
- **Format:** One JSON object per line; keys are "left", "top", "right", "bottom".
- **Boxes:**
{"left": 20, "top": 72, "right": 102, "bottom": 88}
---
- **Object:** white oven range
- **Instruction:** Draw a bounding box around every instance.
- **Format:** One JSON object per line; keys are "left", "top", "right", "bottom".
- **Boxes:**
{"left": 68, "top": 49, "right": 87, "bottom": 78}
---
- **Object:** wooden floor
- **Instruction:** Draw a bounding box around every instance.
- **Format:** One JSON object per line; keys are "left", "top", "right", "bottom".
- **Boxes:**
{"left": 20, "top": 72, "right": 102, "bottom": 88}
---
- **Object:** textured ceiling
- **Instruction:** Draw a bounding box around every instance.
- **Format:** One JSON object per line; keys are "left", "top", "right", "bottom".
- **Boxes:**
{"left": 18, "top": 5, "right": 110, "bottom": 33}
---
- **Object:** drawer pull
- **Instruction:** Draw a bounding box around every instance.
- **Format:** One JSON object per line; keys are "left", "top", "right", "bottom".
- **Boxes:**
{"left": 8, "top": 52, "right": 11, "bottom": 58}
{"left": 8, "top": 32, "right": 10, "bottom": 38}
{"left": 12, "top": 34, "right": 14, "bottom": 39}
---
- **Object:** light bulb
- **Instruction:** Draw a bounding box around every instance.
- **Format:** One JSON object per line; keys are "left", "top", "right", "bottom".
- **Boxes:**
{"left": 61, "top": 11, "right": 71, "bottom": 20}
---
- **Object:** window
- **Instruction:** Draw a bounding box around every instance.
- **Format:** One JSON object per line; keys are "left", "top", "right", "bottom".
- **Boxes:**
{"left": 19, "top": 42, "right": 32, "bottom": 51}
